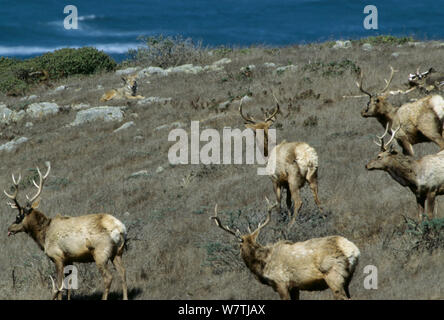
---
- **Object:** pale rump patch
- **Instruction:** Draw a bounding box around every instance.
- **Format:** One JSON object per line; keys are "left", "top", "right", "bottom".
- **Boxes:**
{"left": 336, "top": 237, "right": 360, "bottom": 268}
{"left": 430, "top": 95, "right": 444, "bottom": 120}
{"left": 294, "top": 143, "right": 318, "bottom": 175}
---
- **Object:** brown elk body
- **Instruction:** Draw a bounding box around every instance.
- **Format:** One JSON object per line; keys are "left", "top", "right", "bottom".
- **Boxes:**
{"left": 358, "top": 67, "right": 444, "bottom": 156}
{"left": 100, "top": 74, "right": 145, "bottom": 102}
{"left": 265, "top": 140, "right": 321, "bottom": 225}
{"left": 211, "top": 203, "right": 360, "bottom": 300}
{"left": 239, "top": 94, "right": 280, "bottom": 157}
{"left": 4, "top": 163, "right": 128, "bottom": 300}
{"left": 366, "top": 126, "right": 444, "bottom": 219}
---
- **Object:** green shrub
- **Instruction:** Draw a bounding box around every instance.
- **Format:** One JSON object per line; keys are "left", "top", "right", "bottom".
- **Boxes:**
{"left": 0, "top": 47, "right": 116, "bottom": 95}
{"left": 34, "top": 47, "right": 116, "bottom": 78}
{"left": 355, "top": 35, "right": 414, "bottom": 45}
{"left": 126, "top": 34, "right": 205, "bottom": 68}
{"left": 403, "top": 216, "right": 444, "bottom": 252}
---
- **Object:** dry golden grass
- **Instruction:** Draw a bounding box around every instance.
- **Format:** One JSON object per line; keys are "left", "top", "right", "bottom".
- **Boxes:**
{"left": 1, "top": 39, "right": 444, "bottom": 299}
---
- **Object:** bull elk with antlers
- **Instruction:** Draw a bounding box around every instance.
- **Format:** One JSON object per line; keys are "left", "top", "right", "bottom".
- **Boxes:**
{"left": 366, "top": 125, "right": 444, "bottom": 220}
{"left": 211, "top": 201, "right": 360, "bottom": 300}
{"left": 4, "top": 162, "right": 128, "bottom": 300}
{"left": 357, "top": 66, "right": 444, "bottom": 156}
{"left": 265, "top": 140, "right": 321, "bottom": 226}
{"left": 239, "top": 93, "right": 280, "bottom": 157}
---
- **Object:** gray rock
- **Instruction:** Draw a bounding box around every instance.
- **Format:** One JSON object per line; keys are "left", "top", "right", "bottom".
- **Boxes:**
{"left": 136, "top": 97, "right": 172, "bottom": 106}
{"left": 20, "top": 95, "right": 38, "bottom": 101}
{"left": 133, "top": 135, "right": 144, "bottom": 142}
{"left": 391, "top": 52, "right": 400, "bottom": 58}
{"left": 264, "top": 62, "right": 277, "bottom": 68}
{"left": 116, "top": 67, "right": 139, "bottom": 76}
{"left": 128, "top": 170, "right": 149, "bottom": 178}
{"left": 71, "top": 103, "right": 91, "bottom": 110}
{"left": 274, "top": 65, "right": 298, "bottom": 75}
{"left": 113, "top": 121, "right": 135, "bottom": 133}
{"left": 25, "top": 122, "right": 33, "bottom": 128}
{"left": 156, "top": 166, "right": 164, "bottom": 173}
{"left": 53, "top": 85, "right": 67, "bottom": 93}
{"left": 0, "top": 137, "right": 28, "bottom": 152}
{"left": 362, "top": 43, "right": 373, "bottom": 51}
{"left": 70, "top": 106, "right": 125, "bottom": 126}
{"left": 212, "top": 58, "right": 231, "bottom": 66}
{"left": 155, "top": 121, "right": 183, "bottom": 131}
{"left": 332, "top": 40, "right": 352, "bottom": 49}
{"left": 0, "top": 105, "right": 14, "bottom": 124}
{"left": 26, "top": 102, "right": 59, "bottom": 118}
{"left": 167, "top": 64, "right": 203, "bottom": 74}
{"left": 240, "top": 65, "right": 256, "bottom": 72}
{"left": 138, "top": 66, "right": 169, "bottom": 78}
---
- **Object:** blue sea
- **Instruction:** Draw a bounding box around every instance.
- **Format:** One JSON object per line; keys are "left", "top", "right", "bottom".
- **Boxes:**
{"left": 1, "top": 0, "right": 443, "bottom": 62}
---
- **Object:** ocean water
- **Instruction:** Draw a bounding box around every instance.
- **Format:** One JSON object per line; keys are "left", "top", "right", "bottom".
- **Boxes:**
{"left": 1, "top": 0, "right": 443, "bottom": 62}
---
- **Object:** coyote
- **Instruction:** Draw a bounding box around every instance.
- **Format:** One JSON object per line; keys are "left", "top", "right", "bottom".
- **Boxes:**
{"left": 100, "top": 74, "right": 145, "bottom": 102}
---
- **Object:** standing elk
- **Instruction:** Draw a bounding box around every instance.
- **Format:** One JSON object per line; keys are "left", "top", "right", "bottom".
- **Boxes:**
{"left": 4, "top": 162, "right": 128, "bottom": 300}
{"left": 357, "top": 66, "right": 444, "bottom": 156}
{"left": 366, "top": 125, "right": 444, "bottom": 220}
{"left": 239, "top": 94, "right": 280, "bottom": 157}
{"left": 211, "top": 201, "right": 360, "bottom": 300}
{"left": 265, "top": 140, "right": 321, "bottom": 226}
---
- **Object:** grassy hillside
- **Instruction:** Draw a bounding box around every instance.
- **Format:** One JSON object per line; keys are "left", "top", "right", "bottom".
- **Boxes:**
{"left": 1, "top": 37, "right": 444, "bottom": 299}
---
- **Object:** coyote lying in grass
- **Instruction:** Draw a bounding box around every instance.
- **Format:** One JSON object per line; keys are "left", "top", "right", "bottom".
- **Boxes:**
{"left": 100, "top": 74, "right": 145, "bottom": 102}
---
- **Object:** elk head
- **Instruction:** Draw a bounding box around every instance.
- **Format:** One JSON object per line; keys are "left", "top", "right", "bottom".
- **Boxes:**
{"left": 4, "top": 162, "right": 51, "bottom": 237}
{"left": 365, "top": 125, "right": 401, "bottom": 171}
{"left": 210, "top": 199, "right": 277, "bottom": 249}
{"left": 239, "top": 93, "right": 280, "bottom": 157}
{"left": 357, "top": 66, "right": 398, "bottom": 118}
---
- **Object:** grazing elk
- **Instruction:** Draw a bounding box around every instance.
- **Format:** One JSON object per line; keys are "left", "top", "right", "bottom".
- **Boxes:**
{"left": 211, "top": 201, "right": 360, "bottom": 300}
{"left": 265, "top": 140, "right": 321, "bottom": 226}
{"left": 239, "top": 94, "right": 280, "bottom": 157}
{"left": 4, "top": 162, "right": 128, "bottom": 300}
{"left": 407, "top": 67, "right": 444, "bottom": 93}
{"left": 357, "top": 66, "right": 444, "bottom": 156}
{"left": 100, "top": 74, "right": 145, "bottom": 102}
{"left": 366, "top": 125, "right": 444, "bottom": 220}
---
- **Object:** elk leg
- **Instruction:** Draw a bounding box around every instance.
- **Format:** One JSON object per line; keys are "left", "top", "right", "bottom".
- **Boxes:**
{"left": 288, "top": 182, "right": 303, "bottom": 226}
{"left": 54, "top": 260, "right": 64, "bottom": 300}
{"left": 426, "top": 191, "right": 437, "bottom": 219}
{"left": 272, "top": 181, "right": 282, "bottom": 210}
{"left": 307, "top": 169, "right": 322, "bottom": 209}
{"left": 416, "top": 194, "right": 426, "bottom": 220}
{"left": 398, "top": 138, "right": 414, "bottom": 156}
{"left": 95, "top": 257, "right": 113, "bottom": 300}
{"left": 275, "top": 283, "right": 291, "bottom": 300}
{"left": 112, "top": 255, "right": 128, "bottom": 300}
{"left": 324, "top": 272, "right": 349, "bottom": 300}
{"left": 289, "top": 288, "right": 300, "bottom": 300}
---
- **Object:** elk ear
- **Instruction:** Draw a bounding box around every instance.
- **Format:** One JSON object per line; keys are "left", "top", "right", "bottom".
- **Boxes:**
{"left": 389, "top": 145, "right": 397, "bottom": 154}
{"left": 31, "top": 198, "right": 40, "bottom": 209}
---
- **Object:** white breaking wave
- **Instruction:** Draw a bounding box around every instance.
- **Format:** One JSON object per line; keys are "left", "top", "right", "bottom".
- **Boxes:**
{"left": 78, "top": 14, "right": 98, "bottom": 21}
{"left": 0, "top": 43, "right": 140, "bottom": 56}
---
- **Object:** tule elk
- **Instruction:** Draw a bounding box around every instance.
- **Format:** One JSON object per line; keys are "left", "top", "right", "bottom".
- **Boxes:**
{"left": 366, "top": 125, "right": 444, "bottom": 220}
{"left": 211, "top": 201, "right": 360, "bottom": 300}
{"left": 265, "top": 140, "right": 321, "bottom": 226}
{"left": 357, "top": 66, "right": 444, "bottom": 156}
{"left": 4, "top": 162, "right": 128, "bottom": 300}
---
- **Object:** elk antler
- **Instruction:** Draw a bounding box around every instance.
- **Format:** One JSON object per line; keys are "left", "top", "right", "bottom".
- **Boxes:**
{"left": 264, "top": 91, "right": 280, "bottom": 122}
{"left": 252, "top": 197, "right": 277, "bottom": 235}
{"left": 26, "top": 162, "right": 51, "bottom": 204}
{"left": 374, "top": 124, "right": 400, "bottom": 151}
{"left": 4, "top": 173, "right": 22, "bottom": 210}
{"left": 211, "top": 204, "right": 241, "bottom": 238}
{"left": 356, "top": 70, "right": 372, "bottom": 98}
{"left": 239, "top": 98, "right": 257, "bottom": 124}
{"left": 381, "top": 66, "right": 398, "bottom": 93}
